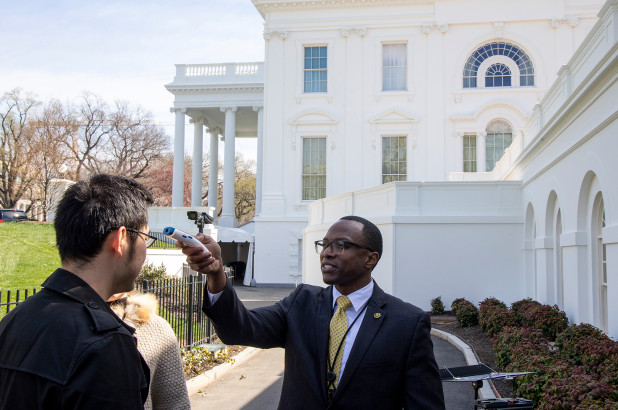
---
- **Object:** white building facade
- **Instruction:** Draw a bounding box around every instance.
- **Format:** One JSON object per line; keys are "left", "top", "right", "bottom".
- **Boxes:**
{"left": 164, "top": 0, "right": 617, "bottom": 338}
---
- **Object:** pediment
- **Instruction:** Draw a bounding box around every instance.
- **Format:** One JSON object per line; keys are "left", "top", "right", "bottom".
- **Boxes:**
{"left": 289, "top": 110, "right": 338, "bottom": 126}
{"left": 369, "top": 108, "right": 418, "bottom": 124}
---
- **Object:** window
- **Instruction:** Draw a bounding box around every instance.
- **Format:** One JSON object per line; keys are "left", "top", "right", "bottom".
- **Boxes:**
{"left": 302, "top": 137, "right": 326, "bottom": 200}
{"left": 485, "top": 120, "right": 512, "bottom": 171}
{"left": 382, "top": 136, "right": 407, "bottom": 183}
{"left": 304, "top": 46, "right": 327, "bottom": 93}
{"left": 595, "top": 201, "right": 607, "bottom": 332}
{"left": 383, "top": 43, "right": 407, "bottom": 91}
{"left": 485, "top": 63, "right": 511, "bottom": 87}
{"left": 463, "top": 134, "right": 477, "bottom": 172}
{"left": 463, "top": 42, "right": 534, "bottom": 88}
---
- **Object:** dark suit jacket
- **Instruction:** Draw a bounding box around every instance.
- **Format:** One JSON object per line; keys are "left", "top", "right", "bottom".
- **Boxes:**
{"left": 203, "top": 280, "right": 444, "bottom": 409}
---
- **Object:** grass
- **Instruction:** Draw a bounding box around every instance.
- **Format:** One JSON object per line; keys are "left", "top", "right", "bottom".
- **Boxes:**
{"left": 0, "top": 222, "right": 60, "bottom": 290}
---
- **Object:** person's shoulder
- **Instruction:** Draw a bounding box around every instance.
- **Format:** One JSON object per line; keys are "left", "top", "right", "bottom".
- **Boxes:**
{"left": 381, "top": 292, "right": 428, "bottom": 318}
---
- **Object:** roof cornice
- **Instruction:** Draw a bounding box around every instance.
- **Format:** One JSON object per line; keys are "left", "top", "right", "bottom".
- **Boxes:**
{"left": 252, "top": 0, "right": 434, "bottom": 18}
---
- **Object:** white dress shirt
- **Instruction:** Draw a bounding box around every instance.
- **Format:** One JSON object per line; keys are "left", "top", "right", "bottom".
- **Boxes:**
{"left": 331, "top": 280, "right": 374, "bottom": 378}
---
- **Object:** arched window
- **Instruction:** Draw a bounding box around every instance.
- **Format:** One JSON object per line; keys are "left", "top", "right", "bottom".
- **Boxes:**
{"left": 593, "top": 196, "right": 608, "bottom": 332}
{"left": 485, "top": 63, "right": 511, "bottom": 87}
{"left": 463, "top": 42, "right": 534, "bottom": 88}
{"left": 485, "top": 120, "right": 512, "bottom": 171}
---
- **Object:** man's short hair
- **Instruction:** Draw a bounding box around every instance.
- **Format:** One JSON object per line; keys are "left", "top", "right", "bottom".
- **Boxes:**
{"left": 55, "top": 174, "right": 154, "bottom": 263}
{"left": 340, "top": 215, "right": 383, "bottom": 260}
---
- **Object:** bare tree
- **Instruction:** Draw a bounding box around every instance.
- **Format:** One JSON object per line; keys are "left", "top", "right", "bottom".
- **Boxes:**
{"left": 28, "top": 100, "right": 76, "bottom": 220}
{"left": 103, "top": 101, "right": 169, "bottom": 178}
{"left": 0, "top": 89, "right": 41, "bottom": 209}
{"left": 234, "top": 154, "right": 256, "bottom": 225}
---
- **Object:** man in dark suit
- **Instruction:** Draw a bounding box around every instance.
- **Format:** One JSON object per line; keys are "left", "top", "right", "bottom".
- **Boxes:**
{"left": 182, "top": 215, "right": 444, "bottom": 409}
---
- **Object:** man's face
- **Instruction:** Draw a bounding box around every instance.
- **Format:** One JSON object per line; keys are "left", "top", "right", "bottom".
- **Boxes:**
{"left": 116, "top": 225, "right": 149, "bottom": 292}
{"left": 320, "top": 219, "right": 377, "bottom": 295}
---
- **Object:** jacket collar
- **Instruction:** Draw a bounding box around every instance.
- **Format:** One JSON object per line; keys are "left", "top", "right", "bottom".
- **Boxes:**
{"left": 43, "top": 268, "right": 136, "bottom": 334}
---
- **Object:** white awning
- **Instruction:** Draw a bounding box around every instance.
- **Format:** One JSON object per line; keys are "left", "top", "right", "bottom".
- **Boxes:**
{"left": 215, "top": 226, "right": 254, "bottom": 243}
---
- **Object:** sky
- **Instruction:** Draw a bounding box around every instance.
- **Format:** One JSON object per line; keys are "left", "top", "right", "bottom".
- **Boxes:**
{"left": 0, "top": 0, "right": 265, "bottom": 160}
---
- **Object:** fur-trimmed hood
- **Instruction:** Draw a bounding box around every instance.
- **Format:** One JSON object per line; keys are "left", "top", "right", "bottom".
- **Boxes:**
{"left": 109, "top": 293, "right": 158, "bottom": 328}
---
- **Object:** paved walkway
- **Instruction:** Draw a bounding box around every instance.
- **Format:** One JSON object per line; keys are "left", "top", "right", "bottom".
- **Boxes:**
{"left": 190, "top": 285, "right": 483, "bottom": 409}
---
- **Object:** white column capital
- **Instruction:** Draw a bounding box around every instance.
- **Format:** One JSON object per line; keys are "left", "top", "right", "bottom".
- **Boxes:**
{"left": 422, "top": 23, "right": 448, "bottom": 34}
{"left": 341, "top": 27, "right": 366, "bottom": 37}
{"left": 455, "top": 131, "right": 465, "bottom": 138}
{"left": 477, "top": 131, "right": 487, "bottom": 138}
{"left": 208, "top": 126, "right": 222, "bottom": 135}
{"left": 252, "top": 105, "right": 264, "bottom": 112}
{"left": 170, "top": 107, "right": 187, "bottom": 113}
{"left": 220, "top": 106, "right": 238, "bottom": 113}
{"left": 264, "top": 30, "right": 288, "bottom": 40}
{"left": 189, "top": 117, "right": 205, "bottom": 125}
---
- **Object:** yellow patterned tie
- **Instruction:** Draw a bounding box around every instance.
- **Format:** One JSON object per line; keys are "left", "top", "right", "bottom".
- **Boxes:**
{"left": 328, "top": 295, "right": 352, "bottom": 388}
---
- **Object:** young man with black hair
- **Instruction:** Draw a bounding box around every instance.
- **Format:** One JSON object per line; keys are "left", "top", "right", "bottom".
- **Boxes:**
{"left": 0, "top": 174, "right": 154, "bottom": 409}
{"left": 182, "top": 215, "right": 445, "bottom": 409}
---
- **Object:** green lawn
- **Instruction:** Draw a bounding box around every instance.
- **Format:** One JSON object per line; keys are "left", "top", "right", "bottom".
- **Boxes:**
{"left": 0, "top": 222, "right": 60, "bottom": 290}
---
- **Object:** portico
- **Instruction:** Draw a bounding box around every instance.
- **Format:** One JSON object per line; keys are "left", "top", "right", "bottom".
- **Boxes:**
{"left": 165, "top": 62, "right": 264, "bottom": 227}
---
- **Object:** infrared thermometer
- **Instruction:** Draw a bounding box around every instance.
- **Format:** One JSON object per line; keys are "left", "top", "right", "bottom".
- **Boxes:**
{"left": 163, "top": 227, "right": 207, "bottom": 251}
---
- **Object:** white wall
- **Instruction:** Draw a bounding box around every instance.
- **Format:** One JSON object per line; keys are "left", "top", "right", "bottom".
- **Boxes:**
{"left": 304, "top": 181, "right": 524, "bottom": 310}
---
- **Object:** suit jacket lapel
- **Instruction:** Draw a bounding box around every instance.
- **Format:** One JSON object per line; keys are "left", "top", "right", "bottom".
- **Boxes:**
{"left": 335, "top": 282, "right": 387, "bottom": 395}
{"left": 316, "top": 286, "right": 333, "bottom": 404}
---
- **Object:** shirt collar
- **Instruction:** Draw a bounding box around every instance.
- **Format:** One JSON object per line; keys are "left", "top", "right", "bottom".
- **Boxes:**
{"left": 332, "top": 279, "right": 374, "bottom": 312}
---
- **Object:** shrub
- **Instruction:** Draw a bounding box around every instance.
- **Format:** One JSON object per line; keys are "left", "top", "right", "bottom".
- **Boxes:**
{"left": 537, "top": 370, "right": 618, "bottom": 410}
{"left": 450, "top": 297, "right": 468, "bottom": 316}
{"left": 511, "top": 298, "right": 541, "bottom": 325}
{"left": 430, "top": 296, "right": 445, "bottom": 315}
{"left": 516, "top": 303, "right": 568, "bottom": 340}
{"left": 455, "top": 300, "right": 478, "bottom": 327}
{"left": 493, "top": 326, "right": 549, "bottom": 368}
{"left": 137, "top": 262, "right": 168, "bottom": 281}
{"left": 479, "top": 297, "right": 515, "bottom": 337}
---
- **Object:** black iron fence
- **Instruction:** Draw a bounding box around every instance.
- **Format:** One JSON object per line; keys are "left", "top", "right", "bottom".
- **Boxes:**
{"left": 0, "top": 267, "right": 223, "bottom": 349}
{"left": 136, "top": 271, "right": 216, "bottom": 348}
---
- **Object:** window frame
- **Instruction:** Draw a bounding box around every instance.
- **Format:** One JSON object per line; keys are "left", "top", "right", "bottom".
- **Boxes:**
{"left": 382, "top": 42, "right": 408, "bottom": 92}
{"left": 301, "top": 136, "right": 327, "bottom": 201}
{"left": 381, "top": 135, "right": 408, "bottom": 183}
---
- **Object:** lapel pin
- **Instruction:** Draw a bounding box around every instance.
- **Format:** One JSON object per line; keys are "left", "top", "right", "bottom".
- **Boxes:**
{"left": 374, "top": 313, "right": 381, "bottom": 319}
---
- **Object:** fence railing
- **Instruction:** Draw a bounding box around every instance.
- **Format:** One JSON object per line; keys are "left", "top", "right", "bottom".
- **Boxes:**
{"left": 0, "top": 268, "right": 229, "bottom": 349}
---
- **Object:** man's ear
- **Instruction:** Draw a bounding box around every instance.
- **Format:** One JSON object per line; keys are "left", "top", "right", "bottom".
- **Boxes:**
{"left": 365, "top": 251, "right": 380, "bottom": 270}
{"left": 108, "top": 227, "right": 128, "bottom": 258}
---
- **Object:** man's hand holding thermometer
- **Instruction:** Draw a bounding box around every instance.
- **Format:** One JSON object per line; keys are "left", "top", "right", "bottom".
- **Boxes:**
{"left": 163, "top": 227, "right": 227, "bottom": 293}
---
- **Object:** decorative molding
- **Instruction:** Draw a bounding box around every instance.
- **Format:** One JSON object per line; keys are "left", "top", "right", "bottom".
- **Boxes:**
{"left": 220, "top": 106, "right": 238, "bottom": 113}
{"left": 341, "top": 26, "right": 367, "bottom": 37}
{"left": 264, "top": 30, "right": 288, "bottom": 40}
{"left": 169, "top": 107, "right": 187, "bottom": 114}
{"left": 422, "top": 23, "right": 448, "bottom": 34}
{"left": 494, "top": 21, "right": 504, "bottom": 36}
{"left": 551, "top": 17, "right": 579, "bottom": 29}
{"left": 253, "top": 105, "right": 264, "bottom": 112}
{"left": 166, "top": 86, "right": 264, "bottom": 96}
{"left": 255, "top": 0, "right": 434, "bottom": 16}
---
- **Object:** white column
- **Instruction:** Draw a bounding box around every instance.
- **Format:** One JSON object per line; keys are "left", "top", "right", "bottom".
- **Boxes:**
{"left": 253, "top": 106, "right": 264, "bottom": 216}
{"left": 477, "top": 131, "right": 487, "bottom": 172}
{"left": 171, "top": 108, "right": 186, "bottom": 207}
{"left": 208, "top": 127, "right": 220, "bottom": 215}
{"left": 219, "top": 107, "right": 238, "bottom": 227}
{"left": 191, "top": 119, "right": 204, "bottom": 207}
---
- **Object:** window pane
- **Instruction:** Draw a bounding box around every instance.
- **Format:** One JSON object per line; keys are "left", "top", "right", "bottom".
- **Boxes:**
{"left": 382, "top": 136, "right": 407, "bottom": 183}
{"left": 463, "top": 42, "right": 534, "bottom": 88}
{"left": 485, "top": 120, "right": 513, "bottom": 171}
{"left": 383, "top": 44, "right": 407, "bottom": 91}
{"left": 304, "top": 46, "right": 327, "bottom": 93}
{"left": 463, "top": 134, "right": 477, "bottom": 172}
{"left": 302, "top": 137, "right": 327, "bottom": 200}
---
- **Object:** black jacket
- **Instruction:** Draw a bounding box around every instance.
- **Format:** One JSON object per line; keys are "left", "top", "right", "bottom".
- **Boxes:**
{"left": 0, "top": 269, "right": 150, "bottom": 409}
{"left": 204, "top": 279, "right": 445, "bottom": 409}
